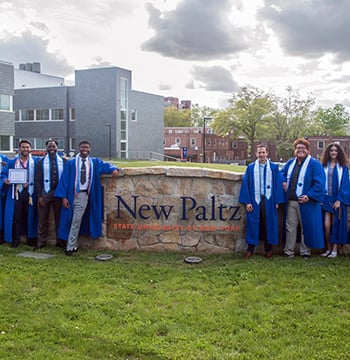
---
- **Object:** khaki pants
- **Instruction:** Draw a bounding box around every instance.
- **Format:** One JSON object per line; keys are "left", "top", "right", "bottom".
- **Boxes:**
{"left": 284, "top": 200, "right": 310, "bottom": 256}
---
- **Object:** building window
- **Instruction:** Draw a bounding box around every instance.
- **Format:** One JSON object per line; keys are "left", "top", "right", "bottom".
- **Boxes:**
{"left": 51, "top": 108, "right": 64, "bottom": 120}
{"left": 163, "top": 138, "right": 166, "bottom": 145}
{"left": 317, "top": 141, "right": 325, "bottom": 150}
{"left": 70, "top": 108, "right": 76, "bottom": 121}
{"left": 191, "top": 138, "right": 196, "bottom": 146}
{"left": 70, "top": 138, "right": 76, "bottom": 151}
{"left": 120, "top": 78, "right": 128, "bottom": 159}
{"left": 175, "top": 138, "right": 181, "bottom": 145}
{"left": 35, "top": 138, "right": 46, "bottom": 149}
{"left": 131, "top": 109, "right": 137, "bottom": 121}
{"left": 36, "top": 109, "right": 50, "bottom": 121}
{"left": 0, "top": 136, "right": 10, "bottom": 151}
{"left": 21, "top": 109, "right": 34, "bottom": 121}
{"left": 0, "top": 94, "right": 11, "bottom": 111}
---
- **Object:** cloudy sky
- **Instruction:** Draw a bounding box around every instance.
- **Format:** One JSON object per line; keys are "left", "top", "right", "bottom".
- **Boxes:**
{"left": 1, "top": 0, "right": 350, "bottom": 109}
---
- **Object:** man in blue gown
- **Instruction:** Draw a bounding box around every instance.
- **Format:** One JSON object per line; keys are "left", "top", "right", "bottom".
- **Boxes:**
{"left": 1, "top": 139, "right": 38, "bottom": 247}
{"left": 281, "top": 138, "right": 325, "bottom": 258}
{"left": 239, "top": 144, "right": 284, "bottom": 259}
{"left": 55, "top": 140, "right": 120, "bottom": 256}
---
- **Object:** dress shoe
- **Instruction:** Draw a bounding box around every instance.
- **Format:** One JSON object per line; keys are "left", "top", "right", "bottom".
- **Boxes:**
{"left": 10, "top": 242, "right": 19, "bottom": 248}
{"left": 280, "top": 252, "right": 294, "bottom": 258}
{"left": 65, "top": 250, "right": 73, "bottom": 256}
{"left": 243, "top": 251, "right": 253, "bottom": 259}
{"left": 72, "top": 247, "right": 78, "bottom": 252}
{"left": 264, "top": 251, "right": 273, "bottom": 259}
{"left": 34, "top": 242, "right": 46, "bottom": 250}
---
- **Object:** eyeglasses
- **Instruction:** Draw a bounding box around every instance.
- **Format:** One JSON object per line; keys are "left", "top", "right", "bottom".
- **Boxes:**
{"left": 295, "top": 146, "right": 307, "bottom": 150}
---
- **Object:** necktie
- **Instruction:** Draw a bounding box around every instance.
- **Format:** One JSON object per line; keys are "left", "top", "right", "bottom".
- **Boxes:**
{"left": 80, "top": 159, "right": 86, "bottom": 184}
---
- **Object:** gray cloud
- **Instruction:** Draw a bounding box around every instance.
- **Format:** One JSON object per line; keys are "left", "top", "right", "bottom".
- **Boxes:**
{"left": 0, "top": 31, "right": 74, "bottom": 77}
{"left": 190, "top": 65, "right": 239, "bottom": 93}
{"left": 258, "top": 0, "right": 350, "bottom": 61}
{"left": 142, "top": 0, "right": 251, "bottom": 60}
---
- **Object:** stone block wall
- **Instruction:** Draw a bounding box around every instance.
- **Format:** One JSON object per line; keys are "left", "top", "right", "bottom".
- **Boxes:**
{"left": 81, "top": 166, "right": 246, "bottom": 253}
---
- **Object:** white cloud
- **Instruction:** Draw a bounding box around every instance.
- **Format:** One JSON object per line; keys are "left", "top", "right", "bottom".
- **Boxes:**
{"left": 0, "top": 0, "right": 350, "bottom": 109}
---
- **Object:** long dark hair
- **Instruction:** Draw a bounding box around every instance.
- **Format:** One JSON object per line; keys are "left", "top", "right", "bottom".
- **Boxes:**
{"left": 320, "top": 143, "right": 349, "bottom": 167}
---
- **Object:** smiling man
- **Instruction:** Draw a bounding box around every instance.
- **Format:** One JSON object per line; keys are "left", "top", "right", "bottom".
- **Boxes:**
{"left": 239, "top": 144, "right": 284, "bottom": 259}
{"left": 281, "top": 138, "right": 325, "bottom": 258}
{"left": 55, "top": 140, "right": 120, "bottom": 256}
{"left": 1, "top": 139, "right": 39, "bottom": 247}
{"left": 35, "top": 139, "right": 66, "bottom": 250}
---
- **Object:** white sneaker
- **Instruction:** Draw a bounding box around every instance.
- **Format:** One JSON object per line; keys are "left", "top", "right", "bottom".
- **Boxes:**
{"left": 327, "top": 252, "right": 337, "bottom": 258}
{"left": 321, "top": 250, "right": 331, "bottom": 257}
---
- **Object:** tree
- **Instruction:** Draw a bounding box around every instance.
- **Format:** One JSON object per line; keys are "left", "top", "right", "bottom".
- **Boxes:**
{"left": 190, "top": 104, "right": 218, "bottom": 127}
{"left": 164, "top": 106, "right": 192, "bottom": 127}
{"left": 212, "top": 86, "right": 274, "bottom": 161}
{"left": 313, "top": 104, "right": 350, "bottom": 136}
{"left": 270, "top": 87, "right": 317, "bottom": 160}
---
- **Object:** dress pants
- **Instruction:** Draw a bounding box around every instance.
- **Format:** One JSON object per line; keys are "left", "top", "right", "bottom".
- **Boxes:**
{"left": 67, "top": 192, "right": 89, "bottom": 251}
{"left": 37, "top": 190, "right": 62, "bottom": 246}
{"left": 284, "top": 200, "right": 310, "bottom": 256}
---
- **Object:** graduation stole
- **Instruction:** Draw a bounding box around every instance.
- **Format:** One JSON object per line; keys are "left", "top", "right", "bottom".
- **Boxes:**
{"left": 286, "top": 155, "right": 311, "bottom": 197}
{"left": 43, "top": 154, "right": 64, "bottom": 194}
{"left": 324, "top": 163, "right": 342, "bottom": 195}
{"left": 74, "top": 155, "right": 93, "bottom": 193}
{"left": 14, "top": 155, "right": 35, "bottom": 204}
{"left": 0, "top": 155, "right": 3, "bottom": 174}
{"left": 253, "top": 159, "right": 272, "bottom": 204}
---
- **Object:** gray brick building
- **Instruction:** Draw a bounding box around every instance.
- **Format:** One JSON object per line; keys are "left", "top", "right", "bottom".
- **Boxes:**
{"left": 4, "top": 61, "right": 164, "bottom": 159}
{"left": 0, "top": 60, "right": 15, "bottom": 153}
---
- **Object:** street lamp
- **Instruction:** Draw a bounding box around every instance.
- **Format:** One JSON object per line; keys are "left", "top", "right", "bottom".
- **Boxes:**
{"left": 105, "top": 123, "right": 112, "bottom": 160}
{"left": 203, "top": 116, "right": 212, "bottom": 163}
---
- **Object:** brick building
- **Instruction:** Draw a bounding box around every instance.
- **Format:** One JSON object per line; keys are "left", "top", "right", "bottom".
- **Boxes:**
{"left": 306, "top": 136, "right": 350, "bottom": 160}
{"left": 164, "top": 127, "right": 248, "bottom": 163}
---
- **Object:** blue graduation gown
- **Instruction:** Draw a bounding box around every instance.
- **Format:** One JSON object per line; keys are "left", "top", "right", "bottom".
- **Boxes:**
{"left": 322, "top": 165, "right": 350, "bottom": 245}
{"left": 281, "top": 157, "right": 325, "bottom": 249}
{"left": 0, "top": 154, "right": 10, "bottom": 231}
{"left": 239, "top": 161, "right": 285, "bottom": 246}
{"left": 54, "top": 157, "right": 119, "bottom": 240}
{"left": 1, "top": 156, "right": 39, "bottom": 243}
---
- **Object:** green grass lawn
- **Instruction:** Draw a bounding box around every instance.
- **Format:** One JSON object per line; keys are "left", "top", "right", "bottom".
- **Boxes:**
{"left": 1, "top": 245, "right": 350, "bottom": 359}
{"left": 112, "top": 160, "right": 245, "bottom": 173}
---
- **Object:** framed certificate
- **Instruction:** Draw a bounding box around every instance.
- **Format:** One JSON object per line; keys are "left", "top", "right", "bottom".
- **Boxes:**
{"left": 8, "top": 169, "right": 27, "bottom": 184}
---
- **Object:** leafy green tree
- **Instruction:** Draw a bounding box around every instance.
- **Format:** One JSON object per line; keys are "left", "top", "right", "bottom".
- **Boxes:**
{"left": 190, "top": 104, "right": 218, "bottom": 127}
{"left": 270, "top": 87, "right": 316, "bottom": 160}
{"left": 313, "top": 104, "right": 350, "bottom": 136}
{"left": 164, "top": 106, "right": 192, "bottom": 127}
{"left": 212, "top": 86, "right": 274, "bottom": 161}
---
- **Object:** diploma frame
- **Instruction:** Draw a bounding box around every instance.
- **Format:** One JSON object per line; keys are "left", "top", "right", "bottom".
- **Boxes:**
{"left": 8, "top": 169, "right": 27, "bottom": 184}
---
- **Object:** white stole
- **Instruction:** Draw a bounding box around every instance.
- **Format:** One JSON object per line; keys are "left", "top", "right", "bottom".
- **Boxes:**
{"left": 43, "top": 154, "right": 64, "bottom": 194}
{"left": 14, "top": 155, "right": 35, "bottom": 204}
{"left": 74, "top": 155, "right": 93, "bottom": 193}
{"left": 324, "top": 163, "right": 342, "bottom": 195}
{"left": 286, "top": 155, "right": 311, "bottom": 197}
{"left": 253, "top": 159, "right": 272, "bottom": 204}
